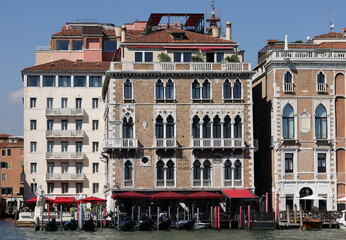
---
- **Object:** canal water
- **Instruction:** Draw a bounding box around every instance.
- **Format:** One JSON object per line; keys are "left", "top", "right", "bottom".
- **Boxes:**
{"left": 1, "top": 219, "right": 345, "bottom": 240}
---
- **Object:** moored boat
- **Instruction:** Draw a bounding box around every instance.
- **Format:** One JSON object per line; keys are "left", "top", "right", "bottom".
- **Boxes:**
{"left": 194, "top": 221, "right": 210, "bottom": 229}
{"left": 83, "top": 218, "right": 96, "bottom": 232}
{"left": 135, "top": 220, "right": 153, "bottom": 231}
{"left": 172, "top": 220, "right": 194, "bottom": 230}
{"left": 64, "top": 219, "right": 77, "bottom": 230}
{"left": 45, "top": 218, "right": 58, "bottom": 231}
{"left": 302, "top": 219, "right": 323, "bottom": 229}
{"left": 336, "top": 210, "right": 346, "bottom": 229}
{"left": 119, "top": 219, "right": 135, "bottom": 231}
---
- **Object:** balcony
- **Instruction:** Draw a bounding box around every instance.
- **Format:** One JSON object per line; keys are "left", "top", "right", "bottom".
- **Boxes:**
{"left": 45, "top": 130, "right": 84, "bottom": 138}
{"left": 317, "top": 83, "right": 327, "bottom": 93}
{"left": 268, "top": 50, "right": 346, "bottom": 61}
{"left": 103, "top": 138, "right": 138, "bottom": 149}
{"left": 193, "top": 179, "right": 211, "bottom": 187}
{"left": 46, "top": 152, "right": 84, "bottom": 160}
{"left": 46, "top": 173, "right": 84, "bottom": 181}
{"left": 124, "top": 179, "right": 133, "bottom": 187}
{"left": 111, "top": 62, "right": 250, "bottom": 72}
{"left": 283, "top": 83, "right": 294, "bottom": 93}
{"left": 155, "top": 138, "right": 177, "bottom": 148}
{"left": 157, "top": 179, "right": 175, "bottom": 187}
{"left": 191, "top": 138, "right": 244, "bottom": 148}
{"left": 224, "top": 179, "right": 232, "bottom": 187}
{"left": 45, "top": 108, "right": 84, "bottom": 117}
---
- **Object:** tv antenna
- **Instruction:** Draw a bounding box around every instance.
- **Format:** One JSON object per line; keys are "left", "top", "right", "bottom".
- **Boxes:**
{"left": 329, "top": 8, "right": 334, "bottom": 32}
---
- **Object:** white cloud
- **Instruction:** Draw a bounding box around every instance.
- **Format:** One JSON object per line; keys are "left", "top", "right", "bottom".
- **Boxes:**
{"left": 8, "top": 89, "right": 23, "bottom": 104}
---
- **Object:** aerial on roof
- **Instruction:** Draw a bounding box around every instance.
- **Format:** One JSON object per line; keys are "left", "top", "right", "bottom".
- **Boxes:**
{"left": 22, "top": 59, "right": 110, "bottom": 71}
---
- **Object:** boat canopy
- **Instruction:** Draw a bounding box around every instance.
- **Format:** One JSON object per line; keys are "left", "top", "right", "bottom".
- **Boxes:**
{"left": 222, "top": 189, "right": 257, "bottom": 199}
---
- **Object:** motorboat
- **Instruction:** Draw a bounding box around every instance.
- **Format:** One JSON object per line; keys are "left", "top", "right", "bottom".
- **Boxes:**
{"left": 64, "top": 219, "right": 77, "bottom": 230}
{"left": 301, "top": 219, "right": 323, "bottom": 229}
{"left": 45, "top": 218, "right": 58, "bottom": 231}
{"left": 194, "top": 221, "right": 210, "bottom": 229}
{"left": 336, "top": 210, "right": 346, "bottom": 229}
{"left": 172, "top": 220, "right": 194, "bottom": 230}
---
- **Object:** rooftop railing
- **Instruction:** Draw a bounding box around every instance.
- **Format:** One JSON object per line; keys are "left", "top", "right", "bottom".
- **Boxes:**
{"left": 268, "top": 50, "right": 346, "bottom": 61}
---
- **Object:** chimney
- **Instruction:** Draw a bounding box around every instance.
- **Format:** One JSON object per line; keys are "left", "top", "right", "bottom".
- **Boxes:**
{"left": 212, "top": 27, "right": 221, "bottom": 38}
{"left": 226, "top": 21, "right": 232, "bottom": 41}
{"left": 115, "top": 26, "right": 121, "bottom": 37}
{"left": 342, "top": 28, "right": 346, "bottom": 37}
{"left": 121, "top": 25, "right": 126, "bottom": 43}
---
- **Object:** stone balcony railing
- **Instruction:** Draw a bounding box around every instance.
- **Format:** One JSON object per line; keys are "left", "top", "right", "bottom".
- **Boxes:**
{"left": 155, "top": 138, "right": 177, "bottom": 148}
{"left": 110, "top": 62, "right": 251, "bottom": 72}
{"left": 103, "top": 138, "right": 138, "bottom": 149}
{"left": 45, "top": 152, "right": 84, "bottom": 160}
{"left": 45, "top": 130, "right": 84, "bottom": 138}
{"left": 317, "top": 83, "right": 328, "bottom": 93}
{"left": 267, "top": 50, "right": 346, "bottom": 61}
{"left": 46, "top": 173, "right": 84, "bottom": 181}
{"left": 45, "top": 108, "right": 84, "bottom": 116}
{"left": 191, "top": 138, "right": 244, "bottom": 148}
{"left": 283, "top": 83, "right": 294, "bottom": 93}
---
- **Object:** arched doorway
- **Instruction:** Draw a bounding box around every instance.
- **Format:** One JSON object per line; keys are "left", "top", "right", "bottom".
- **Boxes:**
{"left": 299, "top": 187, "right": 313, "bottom": 210}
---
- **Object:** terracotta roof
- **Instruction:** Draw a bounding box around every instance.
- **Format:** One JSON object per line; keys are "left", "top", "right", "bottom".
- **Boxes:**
{"left": 314, "top": 32, "right": 343, "bottom": 38}
{"left": 23, "top": 59, "right": 110, "bottom": 71}
{"left": 125, "top": 29, "right": 236, "bottom": 44}
{"left": 0, "top": 134, "right": 12, "bottom": 139}
{"left": 53, "top": 29, "right": 116, "bottom": 37}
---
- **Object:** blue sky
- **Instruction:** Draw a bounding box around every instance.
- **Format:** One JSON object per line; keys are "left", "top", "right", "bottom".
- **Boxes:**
{"left": 0, "top": 0, "right": 345, "bottom": 136}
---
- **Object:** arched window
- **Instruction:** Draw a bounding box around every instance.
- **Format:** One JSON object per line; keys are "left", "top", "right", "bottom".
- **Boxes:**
{"left": 156, "top": 160, "right": 164, "bottom": 180}
{"left": 193, "top": 160, "right": 201, "bottom": 180}
{"left": 202, "top": 79, "right": 211, "bottom": 99}
{"left": 224, "top": 160, "right": 232, "bottom": 180}
{"left": 166, "top": 79, "right": 174, "bottom": 99}
{"left": 283, "top": 104, "right": 294, "bottom": 139}
{"left": 315, "top": 104, "right": 327, "bottom": 139}
{"left": 192, "top": 79, "right": 200, "bottom": 99}
{"left": 317, "top": 72, "right": 325, "bottom": 84}
{"left": 223, "top": 79, "right": 231, "bottom": 99}
{"left": 123, "top": 117, "right": 133, "bottom": 138}
{"left": 124, "top": 79, "right": 132, "bottom": 99}
{"left": 234, "top": 115, "right": 242, "bottom": 138}
{"left": 233, "top": 79, "right": 241, "bottom": 99}
{"left": 224, "top": 115, "right": 232, "bottom": 138}
{"left": 213, "top": 115, "right": 221, "bottom": 138}
{"left": 166, "top": 160, "right": 174, "bottom": 180}
{"left": 155, "top": 115, "right": 163, "bottom": 138}
{"left": 166, "top": 115, "right": 174, "bottom": 139}
{"left": 284, "top": 71, "right": 292, "bottom": 83}
{"left": 192, "top": 116, "right": 200, "bottom": 138}
{"left": 234, "top": 160, "right": 241, "bottom": 180}
{"left": 203, "top": 115, "right": 211, "bottom": 138}
{"left": 156, "top": 79, "right": 164, "bottom": 99}
{"left": 203, "top": 160, "right": 211, "bottom": 180}
{"left": 124, "top": 160, "right": 132, "bottom": 180}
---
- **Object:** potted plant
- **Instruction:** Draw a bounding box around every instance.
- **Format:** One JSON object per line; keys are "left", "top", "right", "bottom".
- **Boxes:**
{"left": 190, "top": 52, "right": 205, "bottom": 62}
{"left": 224, "top": 55, "right": 240, "bottom": 62}
{"left": 158, "top": 52, "right": 172, "bottom": 62}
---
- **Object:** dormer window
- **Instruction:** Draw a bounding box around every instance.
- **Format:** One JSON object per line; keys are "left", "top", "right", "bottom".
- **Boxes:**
{"left": 173, "top": 33, "right": 183, "bottom": 40}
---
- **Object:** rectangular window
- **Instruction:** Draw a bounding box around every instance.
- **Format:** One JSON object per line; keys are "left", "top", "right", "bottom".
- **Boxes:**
{"left": 47, "top": 142, "right": 54, "bottom": 153}
{"left": 61, "top": 142, "right": 68, "bottom": 152}
{"left": 2, "top": 173, "right": 6, "bottom": 182}
{"left": 75, "top": 98, "right": 82, "bottom": 109}
{"left": 30, "top": 120, "right": 37, "bottom": 130}
{"left": 135, "top": 52, "right": 142, "bottom": 62}
{"left": 93, "top": 163, "right": 99, "bottom": 173}
{"left": 43, "top": 76, "right": 55, "bottom": 87}
{"left": 2, "top": 149, "right": 6, "bottom": 156}
{"left": 93, "top": 183, "right": 99, "bottom": 194}
{"left": 30, "top": 98, "right": 37, "bottom": 108}
{"left": 20, "top": 161, "right": 24, "bottom": 168}
{"left": 72, "top": 40, "right": 83, "bottom": 51}
{"left": 47, "top": 98, "right": 53, "bottom": 109}
{"left": 27, "top": 76, "right": 40, "bottom": 87}
{"left": 30, "top": 142, "right": 37, "bottom": 153}
{"left": 318, "top": 153, "right": 326, "bottom": 173}
{"left": 61, "top": 120, "right": 68, "bottom": 130}
{"left": 285, "top": 153, "right": 293, "bottom": 173}
{"left": 76, "top": 120, "right": 82, "bottom": 130}
{"left": 104, "top": 41, "right": 117, "bottom": 51}
{"left": 20, "top": 187, "right": 24, "bottom": 195}
{"left": 0, "top": 162, "right": 7, "bottom": 168}
{"left": 20, "top": 173, "right": 24, "bottom": 183}
{"left": 76, "top": 183, "right": 83, "bottom": 194}
{"left": 183, "top": 52, "right": 192, "bottom": 62}
{"left": 56, "top": 40, "right": 69, "bottom": 50}
{"left": 76, "top": 162, "right": 83, "bottom": 174}
{"left": 7, "top": 149, "right": 11, "bottom": 156}
{"left": 47, "top": 120, "right": 54, "bottom": 130}
{"left": 89, "top": 76, "right": 102, "bottom": 87}
{"left": 286, "top": 195, "right": 294, "bottom": 211}
{"left": 58, "top": 76, "right": 71, "bottom": 87}
{"left": 47, "top": 183, "right": 54, "bottom": 194}
{"left": 145, "top": 52, "right": 153, "bottom": 62}
{"left": 92, "top": 98, "right": 98, "bottom": 109}
{"left": 47, "top": 162, "right": 54, "bottom": 174}
{"left": 174, "top": 52, "right": 181, "bottom": 62}
{"left": 61, "top": 183, "right": 69, "bottom": 194}
{"left": 61, "top": 98, "right": 68, "bottom": 108}
{"left": 92, "top": 142, "right": 99, "bottom": 152}
{"left": 30, "top": 163, "right": 37, "bottom": 173}
{"left": 92, "top": 120, "right": 99, "bottom": 130}
{"left": 31, "top": 183, "right": 37, "bottom": 193}
{"left": 61, "top": 163, "right": 68, "bottom": 173}
{"left": 216, "top": 52, "right": 224, "bottom": 62}
{"left": 74, "top": 76, "right": 86, "bottom": 87}
{"left": 76, "top": 142, "right": 82, "bottom": 153}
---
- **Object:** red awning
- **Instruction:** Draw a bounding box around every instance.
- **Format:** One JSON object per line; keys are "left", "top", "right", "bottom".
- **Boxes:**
{"left": 164, "top": 46, "right": 199, "bottom": 50}
{"left": 53, "top": 197, "right": 76, "bottom": 204}
{"left": 76, "top": 196, "right": 106, "bottom": 204}
{"left": 127, "top": 46, "right": 164, "bottom": 49}
{"left": 222, "top": 189, "right": 257, "bottom": 199}
{"left": 187, "top": 191, "right": 225, "bottom": 199}
{"left": 112, "top": 191, "right": 150, "bottom": 199}
{"left": 151, "top": 191, "right": 187, "bottom": 200}
{"left": 199, "top": 46, "right": 233, "bottom": 51}
{"left": 25, "top": 197, "right": 54, "bottom": 204}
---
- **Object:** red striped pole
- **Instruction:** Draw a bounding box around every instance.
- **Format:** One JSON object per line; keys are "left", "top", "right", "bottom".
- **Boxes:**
{"left": 266, "top": 192, "right": 268, "bottom": 213}
{"left": 239, "top": 206, "right": 242, "bottom": 228}
{"left": 248, "top": 205, "right": 250, "bottom": 229}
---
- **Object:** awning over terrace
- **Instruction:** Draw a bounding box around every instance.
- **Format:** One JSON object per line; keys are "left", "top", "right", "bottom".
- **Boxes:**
{"left": 222, "top": 189, "right": 257, "bottom": 199}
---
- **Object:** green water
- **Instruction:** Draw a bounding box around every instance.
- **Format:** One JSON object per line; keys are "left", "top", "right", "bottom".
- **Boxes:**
{"left": 1, "top": 219, "right": 345, "bottom": 240}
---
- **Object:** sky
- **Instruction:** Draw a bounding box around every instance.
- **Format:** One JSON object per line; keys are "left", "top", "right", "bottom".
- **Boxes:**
{"left": 0, "top": 0, "right": 346, "bottom": 136}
